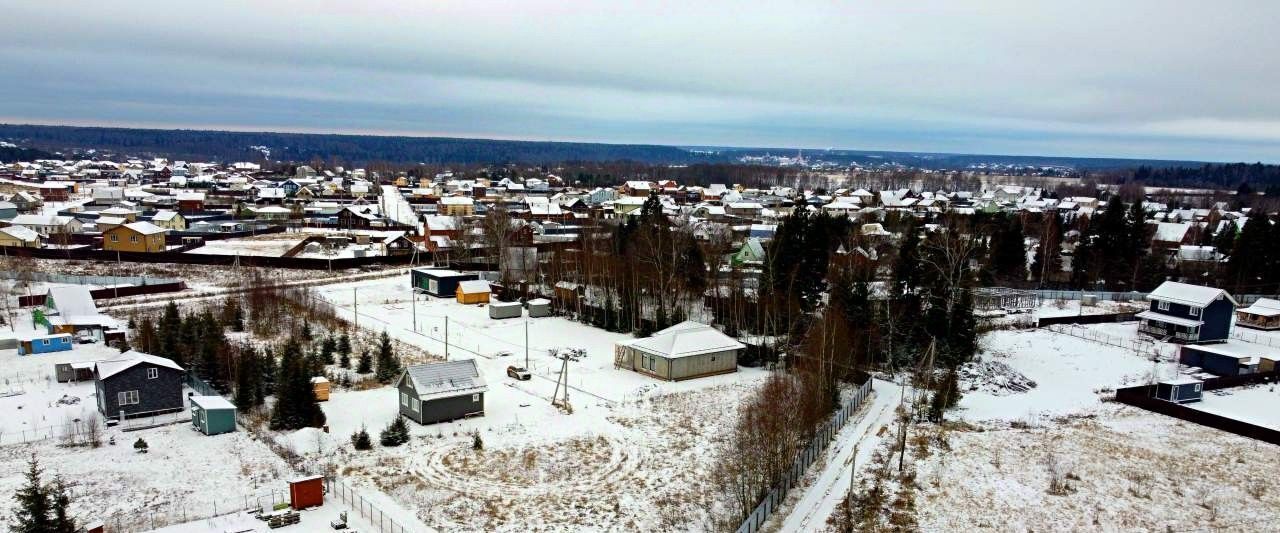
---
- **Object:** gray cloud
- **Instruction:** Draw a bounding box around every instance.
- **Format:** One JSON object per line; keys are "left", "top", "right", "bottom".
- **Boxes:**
{"left": 2, "top": 0, "right": 1279, "bottom": 161}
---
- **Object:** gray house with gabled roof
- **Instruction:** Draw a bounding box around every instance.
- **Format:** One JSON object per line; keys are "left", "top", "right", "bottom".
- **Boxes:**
{"left": 94, "top": 351, "right": 185, "bottom": 419}
{"left": 396, "top": 359, "right": 488, "bottom": 425}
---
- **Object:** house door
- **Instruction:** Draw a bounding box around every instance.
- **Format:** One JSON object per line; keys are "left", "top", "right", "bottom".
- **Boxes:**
{"left": 1170, "top": 387, "right": 1178, "bottom": 402}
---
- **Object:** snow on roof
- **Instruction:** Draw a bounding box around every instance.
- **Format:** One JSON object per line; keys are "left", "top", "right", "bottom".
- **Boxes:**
{"left": 190, "top": 395, "right": 236, "bottom": 410}
{"left": 120, "top": 221, "right": 168, "bottom": 235}
{"left": 457, "top": 280, "right": 490, "bottom": 293}
{"left": 440, "top": 196, "right": 475, "bottom": 205}
{"left": 401, "top": 359, "right": 487, "bottom": 401}
{"left": 1153, "top": 222, "right": 1191, "bottom": 243}
{"left": 1147, "top": 281, "right": 1236, "bottom": 307}
{"left": 1160, "top": 377, "right": 1203, "bottom": 386}
{"left": 1239, "top": 298, "right": 1280, "bottom": 317}
{"left": 0, "top": 225, "right": 39, "bottom": 241}
{"left": 528, "top": 298, "right": 550, "bottom": 305}
{"left": 47, "top": 286, "right": 97, "bottom": 316}
{"left": 623, "top": 321, "right": 746, "bottom": 359}
{"left": 1135, "top": 310, "right": 1203, "bottom": 328}
{"left": 490, "top": 301, "right": 522, "bottom": 308}
{"left": 95, "top": 351, "right": 183, "bottom": 380}
{"left": 414, "top": 268, "right": 468, "bottom": 277}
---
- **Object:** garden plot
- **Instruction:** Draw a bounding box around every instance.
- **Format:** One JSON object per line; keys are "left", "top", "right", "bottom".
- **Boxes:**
{"left": 303, "top": 275, "right": 769, "bottom": 531}
{"left": 1187, "top": 384, "right": 1280, "bottom": 430}
{"left": 187, "top": 236, "right": 306, "bottom": 257}
{"left": 958, "top": 328, "right": 1164, "bottom": 421}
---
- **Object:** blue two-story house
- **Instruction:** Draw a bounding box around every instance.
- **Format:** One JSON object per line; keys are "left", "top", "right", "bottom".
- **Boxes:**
{"left": 1136, "top": 281, "right": 1236, "bottom": 343}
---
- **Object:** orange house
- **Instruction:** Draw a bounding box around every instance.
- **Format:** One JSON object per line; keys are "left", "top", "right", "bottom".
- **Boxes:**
{"left": 103, "top": 222, "right": 168, "bottom": 253}
{"left": 456, "top": 280, "right": 491, "bottom": 304}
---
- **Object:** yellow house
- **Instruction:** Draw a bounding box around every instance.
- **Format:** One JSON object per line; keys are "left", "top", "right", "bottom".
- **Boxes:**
{"left": 0, "top": 225, "right": 42, "bottom": 248}
{"left": 103, "top": 221, "right": 168, "bottom": 253}
{"left": 151, "top": 210, "right": 187, "bottom": 231}
{"left": 439, "top": 196, "right": 475, "bottom": 217}
{"left": 456, "top": 280, "right": 491, "bottom": 304}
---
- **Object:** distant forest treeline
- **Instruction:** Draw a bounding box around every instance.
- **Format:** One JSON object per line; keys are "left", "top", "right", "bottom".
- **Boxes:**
{"left": 1101, "top": 163, "right": 1280, "bottom": 192}
{"left": 0, "top": 124, "right": 715, "bottom": 165}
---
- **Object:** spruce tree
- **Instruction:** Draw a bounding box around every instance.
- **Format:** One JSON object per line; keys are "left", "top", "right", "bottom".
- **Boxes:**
{"left": 158, "top": 302, "right": 182, "bottom": 360}
{"left": 48, "top": 477, "right": 75, "bottom": 533}
{"left": 337, "top": 333, "right": 351, "bottom": 362}
{"left": 351, "top": 426, "right": 373, "bottom": 450}
{"left": 233, "top": 345, "right": 259, "bottom": 411}
{"left": 374, "top": 331, "right": 402, "bottom": 383}
{"left": 379, "top": 416, "right": 409, "bottom": 447}
{"left": 320, "top": 335, "right": 337, "bottom": 365}
{"left": 269, "top": 338, "right": 326, "bottom": 430}
{"left": 10, "top": 455, "right": 52, "bottom": 533}
{"left": 356, "top": 349, "right": 373, "bottom": 374}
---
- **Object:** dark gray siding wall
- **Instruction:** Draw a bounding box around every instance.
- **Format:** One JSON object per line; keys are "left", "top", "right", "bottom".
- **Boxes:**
{"left": 97, "top": 364, "right": 184, "bottom": 418}
{"left": 407, "top": 392, "right": 485, "bottom": 425}
{"left": 397, "top": 378, "right": 421, "bottom": 423}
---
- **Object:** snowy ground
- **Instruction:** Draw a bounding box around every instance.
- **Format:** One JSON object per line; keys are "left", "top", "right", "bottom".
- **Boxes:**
{"left": 1033, "top": 299, "right": 1143, "bottom": 319}
{"left": 186, "top": 236, "right": 306, "bottom": 257}
{"left": 301, "top": 274, "right": 769, "bottom": 531}
{"left": 1188, "top": 384, "right": 1280, "bottom": 431}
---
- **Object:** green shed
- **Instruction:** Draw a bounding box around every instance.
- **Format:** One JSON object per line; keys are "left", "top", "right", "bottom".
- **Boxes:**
{"left": 190, "top": 395, "right": 237, "bottom": 436}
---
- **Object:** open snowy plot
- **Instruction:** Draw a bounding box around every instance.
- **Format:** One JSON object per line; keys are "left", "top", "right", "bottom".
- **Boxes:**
{"left": 958, "top": 328, "right": 1162, "bottom": 421}
{"left": 187, "top": 236, "right": 306, "bottom": 257}
{"left": 307, "top": 274, "right": 770, "bottom": 531}
{"left": 0, "top": 414, "right": 297, "bottom": 531}
{"left": 914, "top": 405, "right": 1280, "bottom": 532}
{"left": 1033, "top": 299, "right": 1143, "bottom": 319}
{"left": 1188, "top": 384, "right": 1280, "bottom": 431}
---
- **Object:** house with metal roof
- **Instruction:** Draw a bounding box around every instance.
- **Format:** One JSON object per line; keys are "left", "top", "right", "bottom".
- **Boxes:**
{"left": 1236, "top": 298, "right": 1280, "bottom": 331}
{"left": 1137, "top": 281, "right": 1236, "bottom": 343}
{"left": 94, "top": 351, "right": 185, "bottom": 419}
{"left": 396, "top": 359, "right": 488, "bottom": 425}
{"left": 614, "top": 321, "right": 744, "bottom": 381}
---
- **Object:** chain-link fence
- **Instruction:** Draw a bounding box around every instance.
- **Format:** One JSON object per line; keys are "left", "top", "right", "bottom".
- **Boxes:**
{"left": 100, "top": 488, "right": 290, "bottom": 532}
{"left": 325, "top": 477, "right": 416, "bottom": 533}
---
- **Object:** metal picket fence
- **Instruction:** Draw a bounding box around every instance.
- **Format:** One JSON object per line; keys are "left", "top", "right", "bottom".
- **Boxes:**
{"left": 1230, "top": 328, "right": 1280, "bottom": 349}
{"left": 325, "top": 476, "right": 415, "bottom": 533}
{"left": 735, "top": 378, "right": 874, "bottom": 533}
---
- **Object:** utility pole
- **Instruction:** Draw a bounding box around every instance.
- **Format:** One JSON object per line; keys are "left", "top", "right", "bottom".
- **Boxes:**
{"left": 411, "top": 291, "right": 417, "bottom": 332}
{"left": 524, "top": 321, "right": 529, "bottom": 369}
{"left": 353, "top": 287, "right": 358, "bottom": 330}
{"left": 444, "top": 316, "right": 449, "bottom": 360}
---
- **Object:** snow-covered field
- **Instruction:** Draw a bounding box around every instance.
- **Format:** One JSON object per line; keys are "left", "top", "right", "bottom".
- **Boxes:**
{"left": 303, "top": 274, "right": 769, "bottom": 531}
{"left": 187, "top": 236, "right": 305, "bottom": 257}
{"left": 1188, "top": 384, "right": 1280, "bottom": 431}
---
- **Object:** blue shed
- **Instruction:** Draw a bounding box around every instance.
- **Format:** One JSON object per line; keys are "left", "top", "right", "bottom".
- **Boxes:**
{"left": 411, "top": 268, "right": 478, "bottom": 298}
{"left": 1179, "top": 344, "right": 1261, "bottom": 377}
{"left": 19, "top": 333, "right": 74, "bottom": 355}
{"left": 1155, "top": 378, "right": 1203, "bottom": 403}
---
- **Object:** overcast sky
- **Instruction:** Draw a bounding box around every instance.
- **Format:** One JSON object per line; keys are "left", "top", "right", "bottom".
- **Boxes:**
{"left": 1, "top": 1, "right": 1277, "bottom": 162}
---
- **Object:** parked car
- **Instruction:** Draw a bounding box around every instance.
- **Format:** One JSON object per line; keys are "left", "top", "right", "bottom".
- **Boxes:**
{"left": 494, "top": 350, "right": 513, "bottom": 357}
{"left": 506, "top": 366, "right": 531, "bottom": 381}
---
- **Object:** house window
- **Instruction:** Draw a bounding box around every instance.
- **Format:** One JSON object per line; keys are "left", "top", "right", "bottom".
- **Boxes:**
{"left": 130, "top": 235, "right": 139, "bottom": 243}
{"left": 1189, "top": 307, "right": 1200, "bottom": 318}
{"left": 1157, "top": 301, "right": 1170, "bottom": 311}
{"left": 400, "top": 392, "right": 408, "bottom": 407}
{"left": 147, "top": 368, "right": 158, "bottom": 379}
{"left": 410, "top": 398, "right": 419, "bottom": 412}
{"left": 471, "top": 393, "right": 480, "bottom": 403}
{"left": 110, "top": 234, "right": 119, "bottom": 242}
{"left": 1194, "top": 383, "right": 1202, "bottom": 392}
{"left": 41, "top": 339, "right": 49, "bottom": 346}
{"left": 117, "top": 390, "right": 139, "bottom": 406}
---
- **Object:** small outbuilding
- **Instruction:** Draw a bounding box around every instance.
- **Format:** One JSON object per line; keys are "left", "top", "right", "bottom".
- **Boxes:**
{"left": 189, "top": 395, "right": 237, "bottom": 436}
{"left": 614, "top": 321, "right": 744, "bottom": 381}
{"left": 1236, "top": 298, "right": 1280, "bottom": 330}
{"left": 311, "top": 376, "right": 330, "bottom": 401}
{"left": 456, "top": 280, "right": 491, "bottom": 305}
{"left": 55, "top": 361, "right": 96, "bottom": 383}
{"left": 396, "top": 359, "right": 487, "bottom": 425}
{"left": 288, "top": 475, "right": 324, "bottom": 510}
{"left": 527, "top": 298, "right": 551, "bottom": 318}
{"left": 489, "top": 301, "right": 522, "bottom": 319}
{"left": 411, "top": 268, "right": 478, "bottom": 298}
{"left": 19, "top": 333, "right": 73, "bottom": 355}
{"left": 1179, "top": 343, "right": 1266, "bottom": 377}
{"left": 1154, "top": 378, "right": 1203, "bottom": 403}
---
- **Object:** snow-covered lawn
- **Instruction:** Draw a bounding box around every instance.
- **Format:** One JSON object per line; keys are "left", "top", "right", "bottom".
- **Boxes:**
{"left": 1187, "top": 384, "right": 1280, "bottom": 431}
{"left": 1034, "top": 299, "right": 1143, "bottom": 319}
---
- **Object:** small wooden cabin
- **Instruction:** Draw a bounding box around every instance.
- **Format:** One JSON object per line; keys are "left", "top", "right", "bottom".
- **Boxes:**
{"left": 311, "top": 376, "right": 330, "bottom": 401}
{"left": 456, "top": 280, "right": 491, "bottom": 305}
